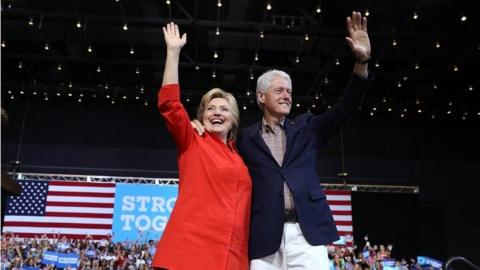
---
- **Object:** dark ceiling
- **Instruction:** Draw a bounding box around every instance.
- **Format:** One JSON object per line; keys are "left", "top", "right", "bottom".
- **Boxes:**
{"left": 1, "top": 0, "right": 479, "bottom": 122}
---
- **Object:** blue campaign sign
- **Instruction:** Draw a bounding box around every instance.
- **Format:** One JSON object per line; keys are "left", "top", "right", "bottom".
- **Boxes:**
{"left": 417, "top": 256, "right": 442, "bottom": 269}
{"left": 56, "top": 253, "right": 79, "bottom": 268}
{"left": 382, "top": 260, "right": 396, "bottom": 267}
{"left": 85, "top": 248, "right": 96, "bottom": 258}
{"left": 382, "top": 259, "right": 397, "bottom": 270}
{"left": 41, "top": 251, "right": 58, "bottom": 266}
{"left": 41, "top": 251, "right": 78, "bottom": 268}
{"left": 112, "top": 183, "right": 178, "bottom": 243}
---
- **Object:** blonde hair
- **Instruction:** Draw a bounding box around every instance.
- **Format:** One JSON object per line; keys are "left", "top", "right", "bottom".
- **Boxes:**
{"left": 196, "top": 88, "right": 240, "bottom": 141}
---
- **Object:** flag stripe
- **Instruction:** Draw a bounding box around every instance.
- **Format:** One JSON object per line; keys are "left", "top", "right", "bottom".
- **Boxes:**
{"left": 336, "top": 225, "right": 353, "bottom": 232}
{"left": 45, "top": 206, "right": 113, "bottom": 214}
{"left": 47, "top": 191, "right": 114, "bottom": 198}
{"left": 324, "top": 190, "right": 351, "bottom": 195}
{"left": 333, "top": 220, "right": 352, "bottom": 226}
{"left": 46, "top": 201, "right": 114, "bottom": 208}
{"left": 46, "top": 212, "right": 113, "bottom": 219}
{"left": 332, "top": 215, "right": 352, "bottom": 221}
{"left": 329, "top": 205, "right": 351, "bottom": 211}
{"left": 3, "top": 222, "right": 111, "bottom": 229}
{"left": 49, "top": 185, "right": 115, "bottom": 193}
{"left": 324, "top": 200, "right": 351, "bottom": 205}
{"left": 326, "top": 195, "right": 351, "bottom": 201}
{"left": 47, "top": 196, "right": 114, "bottom": 203}
{"left": 4, "top": 216, "right": 112, "bottom": 224}
{"left": 331, "top": 210, "right": 352, "bottom": 215}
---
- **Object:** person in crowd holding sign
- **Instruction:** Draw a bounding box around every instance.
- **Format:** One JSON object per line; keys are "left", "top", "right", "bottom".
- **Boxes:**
{"left": 151, "top": 22, "right": 252, "bottom": 270}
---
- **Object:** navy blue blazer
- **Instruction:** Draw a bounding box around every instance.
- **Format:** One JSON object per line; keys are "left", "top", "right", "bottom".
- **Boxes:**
{"left": 237, "top": 74, "right": 372, "bottom": 259}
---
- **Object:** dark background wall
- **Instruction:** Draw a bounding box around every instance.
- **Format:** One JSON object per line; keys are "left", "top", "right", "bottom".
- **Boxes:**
{"left": 352, "top": 192, "right": 420, "bottom": 261}
{"left": 2, "top": 98, "right": 480, "bottom": 263}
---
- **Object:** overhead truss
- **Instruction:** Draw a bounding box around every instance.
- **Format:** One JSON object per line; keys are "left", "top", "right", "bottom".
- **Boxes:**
{"left": 8, "top": 172, "right": 419, "bottom": 193}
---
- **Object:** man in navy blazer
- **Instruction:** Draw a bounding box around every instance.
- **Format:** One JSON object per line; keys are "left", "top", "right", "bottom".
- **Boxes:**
{"left": 237, "top": 11, "right": 373, "bottom": 269}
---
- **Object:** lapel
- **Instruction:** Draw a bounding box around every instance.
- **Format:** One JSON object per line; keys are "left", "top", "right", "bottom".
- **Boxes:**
{"left": 248, "top": 121, "right": 279, "bottom": 165}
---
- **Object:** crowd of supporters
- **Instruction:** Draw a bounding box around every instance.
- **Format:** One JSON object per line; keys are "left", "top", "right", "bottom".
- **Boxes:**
{"left": 1, "top": 232, "right": 155, "bottom": 270}
{"left": 1, "top": 232, "right": 432, "bottom": 270}
{"left": 326, "top": 240, "right": 424, "bottom": 270}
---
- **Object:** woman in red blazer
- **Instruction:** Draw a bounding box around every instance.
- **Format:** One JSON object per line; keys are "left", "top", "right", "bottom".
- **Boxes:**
{"left": 152, "top": 23, "right": 251, "bottom": 270}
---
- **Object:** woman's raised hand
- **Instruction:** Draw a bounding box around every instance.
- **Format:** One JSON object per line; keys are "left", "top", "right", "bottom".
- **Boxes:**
{"left": 162, "top": 22, "right": 187, "bottom": 51}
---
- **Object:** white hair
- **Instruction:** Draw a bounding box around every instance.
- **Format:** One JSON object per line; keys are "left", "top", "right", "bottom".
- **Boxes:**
{"left": 256, "top": 69, "right": 292, "bottom": 111}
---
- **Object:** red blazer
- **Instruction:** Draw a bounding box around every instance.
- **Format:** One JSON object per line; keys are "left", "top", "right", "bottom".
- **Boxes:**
{"left": 152, "top": 84, "right": 252, "bottom": 270}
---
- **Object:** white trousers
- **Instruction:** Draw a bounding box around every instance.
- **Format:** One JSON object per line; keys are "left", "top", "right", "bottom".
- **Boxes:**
{"left": 250, "top": 222, "right": 329, "bottom": 270}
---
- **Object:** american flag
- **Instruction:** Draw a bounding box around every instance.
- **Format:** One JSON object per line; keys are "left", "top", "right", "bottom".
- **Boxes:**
{"left": 325, "top": 190, "right": 354, "bottom": 245}
{"left": 3, "top": 180, "right": 115, "bottom": 240}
